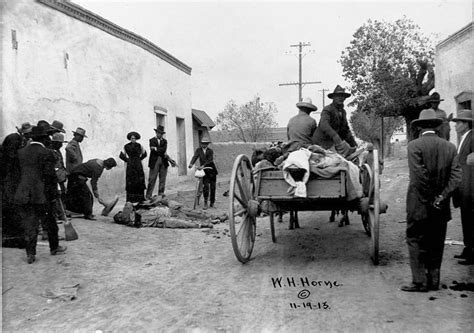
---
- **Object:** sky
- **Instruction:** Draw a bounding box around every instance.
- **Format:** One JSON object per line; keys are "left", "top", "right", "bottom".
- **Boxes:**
{"left": 74, "top": 0, "right": 472, "bottom": 127}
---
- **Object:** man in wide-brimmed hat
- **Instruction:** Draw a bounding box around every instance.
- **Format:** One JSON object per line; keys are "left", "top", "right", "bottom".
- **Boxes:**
{"left": 312, "top": 85, "right": 357, "bottom": 157}
{"left": 66, "top": 127, "right": 87, "bottom": 175}
{"left": 146, "top": 125, "right": 169, "bottom": 200}
{"left": 188, "top": 135, "right": 218, "bottom": 209}
{"left": 287, "top": 97, "right": 318, "bottom": 146}
{"left": 401, "top": 109, "right": 461, "bottom": 292}
{"left": 450, "top": 109, "right": 474, "bottom": 265}
{"left": 426, "top": 92, "right": 450, "bottom": 140}
{"left": 14, "top": 126, "right": 67, "bottom": 263}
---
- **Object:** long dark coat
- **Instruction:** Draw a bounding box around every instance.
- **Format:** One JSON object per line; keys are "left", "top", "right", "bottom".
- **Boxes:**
{"left": 456, "top": 131, "right": 473, "bottom": 206}
{"left": 406, "top": 132, "right": 461, "bottom": 222}
{"left": 14, "top": 142, "right": 57, "bottom": 205}
{"left": 119, "top": 142, "right": 147, "bottom": 202}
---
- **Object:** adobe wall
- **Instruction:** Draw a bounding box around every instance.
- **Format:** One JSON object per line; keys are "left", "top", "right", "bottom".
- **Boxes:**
{"left": 1, "top": 0, "right": 193, "bottom": 195}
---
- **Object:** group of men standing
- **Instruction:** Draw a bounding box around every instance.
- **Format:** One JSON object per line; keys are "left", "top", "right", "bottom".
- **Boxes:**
{"left": 1, "top": 120, "right": 117, "bottom": 263}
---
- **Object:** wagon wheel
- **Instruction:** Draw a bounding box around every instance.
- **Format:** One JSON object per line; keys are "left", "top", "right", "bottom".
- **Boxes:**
{"left": 360, "top": 163, "right": 373, "bottom": 236}
{"left": 369, "top": 149, "right": 380, "bottom": 265}
{"left": 229, "top": 154, "right": 258, "bottom": 263}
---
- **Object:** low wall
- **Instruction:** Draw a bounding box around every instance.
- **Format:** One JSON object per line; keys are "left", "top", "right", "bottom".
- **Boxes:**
{"left": 212, "top": 142, "right": 271, "bottom": 176}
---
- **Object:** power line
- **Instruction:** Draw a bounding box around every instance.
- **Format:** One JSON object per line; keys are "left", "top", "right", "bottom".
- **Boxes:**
{"left": 279, "top": 42, "right": 321, "bottom": 102}
{"left": 319, "top": 88, "right": 330, "bottom": 107}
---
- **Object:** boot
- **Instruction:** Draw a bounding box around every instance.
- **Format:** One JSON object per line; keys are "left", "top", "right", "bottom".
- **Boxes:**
{"left": 427, "top": 268, "right": 440, "bottom": 290}
{"left": 27, "top": 254, "right": 36, "bottom": 264}
{"left": 203, "top": 201, "right": 208, "bottom": 210}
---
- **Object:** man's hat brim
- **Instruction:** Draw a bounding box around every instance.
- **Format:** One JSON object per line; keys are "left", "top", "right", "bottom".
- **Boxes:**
{"left": 296, "top": 102, "right": 318, "bottom": 111}
{"left": 411, "top": 118, "right": 443, "bottom": 127}
{"left": 72, "top": 131, "right": 88, "bottom": 138}
{"left": 328, "top": 92, "right": 351, "bottom": 99}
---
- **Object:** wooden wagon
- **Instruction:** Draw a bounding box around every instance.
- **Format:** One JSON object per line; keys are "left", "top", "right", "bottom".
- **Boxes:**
{"left": 228, "top": 149, "right": 387, "bottom": 265}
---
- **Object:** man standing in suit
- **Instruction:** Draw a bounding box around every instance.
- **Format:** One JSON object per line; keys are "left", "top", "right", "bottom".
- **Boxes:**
{"left": 66, "top": 127, "right": 87, "bottom": 175}
{"left": 402, "top": 109, "right": 461, "bottom": 292}
{"left": 451, "top": 109, "right": 473, "bottom": 265}
{"left": 312, "top": 85, "right": 357, "bottom": 157}
{"left": 146, "top": 125, "right": 169, "bottom": 200}
{"left": 14, "top": 126, "right": 67, "bottom": 264}
{"left": 188, "top": 136, "right": 218, "bottom": 209}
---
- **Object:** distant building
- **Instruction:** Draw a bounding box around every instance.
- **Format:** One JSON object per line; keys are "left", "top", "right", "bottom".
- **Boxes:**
{"left": 1, "top": 0, "right": 195, "bottom": 192}
{"left": 191, "top": 108, "right": 215, "bottom": 150}
{"left": 435, "top": 22, "right": 473, "bottom": 145}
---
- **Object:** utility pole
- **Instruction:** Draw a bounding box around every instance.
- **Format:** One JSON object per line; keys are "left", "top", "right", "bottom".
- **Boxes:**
{"left": 279, "top": 42, "right": 321, "bottom": 102}
{"left": 319, "top": 88, "right": 330, "bottom": 107}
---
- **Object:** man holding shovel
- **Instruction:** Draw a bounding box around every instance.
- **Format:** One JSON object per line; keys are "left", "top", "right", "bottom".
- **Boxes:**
{"left": 66, "top": 158, "right": 117, "bottom": 220}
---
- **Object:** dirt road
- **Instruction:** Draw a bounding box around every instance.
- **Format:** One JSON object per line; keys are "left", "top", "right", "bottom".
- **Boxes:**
{"left": 2, "top": 158, "right": 473, "bottom": 332}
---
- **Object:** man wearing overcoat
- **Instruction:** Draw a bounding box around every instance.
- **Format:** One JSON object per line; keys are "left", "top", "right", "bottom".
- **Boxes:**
{"left": 146, "top": 125, "right": 169, "bottom": 199}
{"left": 312, "top": 85, "right": 357, "bottom": 157}
{"left": 402, "top": 109, "right": 461, "bottom": 292}
{"left": 451, "top": 109, "right": 474, "bottom": 265}
{"left": 1, "top": 122, "right": 32, "bottom": 247}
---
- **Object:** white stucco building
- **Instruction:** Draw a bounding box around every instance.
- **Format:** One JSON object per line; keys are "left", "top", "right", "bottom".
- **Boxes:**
{"left": 1, "top": 0, "right": 195, "bottom": 194}
{"left": 435, "top": 22, "right": 473, "bottom": 145}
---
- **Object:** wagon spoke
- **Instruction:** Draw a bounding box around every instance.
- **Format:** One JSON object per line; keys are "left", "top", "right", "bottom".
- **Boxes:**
{"left": 239, "top": 160, "right": 251, "bottom": 198}
{"left": 233, "top": 191, "right": 247, "bottom": 208}
{"left": 234, "top": 207, "right": 246, "bottom": 217}
{"left": 235, "top": 172, "right": 248, "bottom": 203}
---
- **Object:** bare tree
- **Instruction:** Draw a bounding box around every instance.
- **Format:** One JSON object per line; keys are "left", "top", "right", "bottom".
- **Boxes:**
{"left": 215, "top": 96, "right": 278, "bottom": 142}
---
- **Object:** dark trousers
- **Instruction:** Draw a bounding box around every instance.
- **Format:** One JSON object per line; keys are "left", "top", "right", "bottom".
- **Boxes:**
{"left": 18, "top": 204, "right": 44, "bottom": 256}
{"left": 406, "top": 216, "right": 448, "bottom": 284}
{"left": 146, "top": 157, "right": 168, "bottom": 198}
{"left": 43, "top": 200, "right": 59, "bottom": 251}
{"left": 203, "top": 174, "right": 216, "bottom": 204}
{"left": 66, "top": 175, "right": 93, "bottom": 216}
{"left": 460, "top": 203, "right": 473, "bottom": 251}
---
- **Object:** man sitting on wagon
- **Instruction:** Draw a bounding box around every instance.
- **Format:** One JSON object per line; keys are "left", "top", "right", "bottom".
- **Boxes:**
{"left": 287, "top": 97, "right": 318, "bottom": 147}
{"left": 312, "top": 85, "right": 357, "bottom": 158}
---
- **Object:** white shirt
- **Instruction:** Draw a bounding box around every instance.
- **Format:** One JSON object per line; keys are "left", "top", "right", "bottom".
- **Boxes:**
{"left": 458, "top": 129, "right": 471, "bottom": 154}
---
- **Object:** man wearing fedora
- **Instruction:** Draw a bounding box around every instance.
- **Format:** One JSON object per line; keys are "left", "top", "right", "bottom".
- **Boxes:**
{"left": 451, "top": 109, "right": 474, "bottom": 265}
{"left": 312, "top": 85, "right": 357, "bottom": 157}
{"left": 14, "top": 125, "right": 67, "bottom": 263}
{"left": 427, "top": 92, "right": 450, "bottom": 141}
{"left": 188, "top": 135, "right": 218, "bottom": 209}
{"left": 1, "top": 122, "right": 32, "bottom": 248}
{"left": 402, "top": 109, "right": 461, "bottom": 292}
{"left": 66, "top": 127, "right": 87, "bottom": 175}
{"left": 146, "top": 125, "right": 169, "bottom": 200}
{"left": 287, "top": 97, "right": 318, "bottom": 145}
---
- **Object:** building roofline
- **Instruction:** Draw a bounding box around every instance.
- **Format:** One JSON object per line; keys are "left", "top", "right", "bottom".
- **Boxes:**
{"left": 436, "top": 22, "right": 473, "bottom": 49}
{"left": 37, "top": 0, "right": 192, "bottom": 75}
